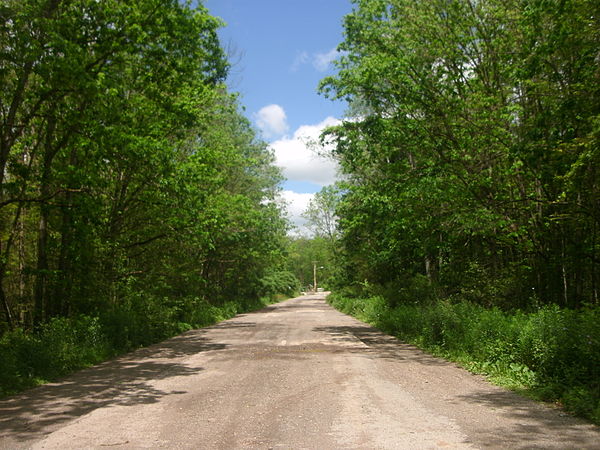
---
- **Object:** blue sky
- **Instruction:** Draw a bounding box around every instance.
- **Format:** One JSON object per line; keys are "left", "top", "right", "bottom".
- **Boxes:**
{"left": 203, "top": 0, "right": 352, "bottom": 233}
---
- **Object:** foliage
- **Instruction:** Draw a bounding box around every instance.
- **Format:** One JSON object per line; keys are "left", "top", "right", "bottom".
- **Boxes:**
{"left": 0, "top": 0, "right": 293, "bottom": 394}
{"left": 319, "top": 0, "right": 600, "bottom": 309}
{"left": 328, "top": 293, "right": 600, "bottom": 424}
{"left": 287, "top": 184, "right": 344, "bottom": 291}
{"left": 285, "top": 236, "right": 338, "bottom": 291}
{"left": 0, "top": 0, "right": 289, "bottom": 335}
{"left": 259, "top": 270, "right": 301, "bottom": 298}
{"left": 301, "top": 184, "right": 341, "bottom": 244}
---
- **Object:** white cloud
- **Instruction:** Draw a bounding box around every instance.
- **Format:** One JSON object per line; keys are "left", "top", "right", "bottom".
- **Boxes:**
{"left": 291, "top": 51, "right": 309, "bottom": 72}
{"left": 271, "top": 117, "right": 342, "bottom": 235}
{"left": 313, "top": 48, "right": 339, "bottom": 72}
{"left": 279, "top": 190, "right": 314, "bottom": 235}
{"left": 290, "top": 48, "right": 343, "bottom": 73}
{"left": 271, "top": 116, "right": 341, "bottom": 186}
{"left": 254, "top": 104, "right": 289, "bottom": 138}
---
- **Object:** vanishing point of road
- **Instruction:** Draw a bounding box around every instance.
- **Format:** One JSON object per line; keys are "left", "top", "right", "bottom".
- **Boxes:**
{"left": 1, "top": 293, "right": 599, "bottom": 449}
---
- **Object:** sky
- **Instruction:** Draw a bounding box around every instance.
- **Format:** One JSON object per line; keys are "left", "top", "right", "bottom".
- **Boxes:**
{"left": 203, "top": 0, "right": 352, "bottom": 234}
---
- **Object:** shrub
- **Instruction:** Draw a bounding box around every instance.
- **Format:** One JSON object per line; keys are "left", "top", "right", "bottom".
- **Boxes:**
{"left": 0, "top": 316, "right": 111, "bottom": 396}
{"left": 40, "top": 316, "right": 110, "bottom": 376}
{"left": 259, "top": 270, "right": 301, "bottom": 298}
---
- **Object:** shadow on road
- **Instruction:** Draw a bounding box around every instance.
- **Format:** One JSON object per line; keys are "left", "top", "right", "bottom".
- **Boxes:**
{"left": 454, "top": 390, "right": 599, "bottom": 448}
{"left": 313, "top": 325, "right": 449, "bottom": 366}
{"left": 246, "top": 298, "right": 330, "bottom": 315}
{"left": 0, "top": 331, "right": 225, "bottom": 443}
{"left": 206, "top": 320, "right": 257, "bottom": 329}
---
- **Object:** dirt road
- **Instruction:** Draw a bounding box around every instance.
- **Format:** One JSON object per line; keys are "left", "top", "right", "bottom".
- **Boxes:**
{"left": 1, "top": 294, "right": 598, "bottom": 449}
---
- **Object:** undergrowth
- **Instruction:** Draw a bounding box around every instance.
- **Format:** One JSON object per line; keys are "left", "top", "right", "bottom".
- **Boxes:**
{"left": 328, "top": 292, "right": 600, "bottom": 425}
{"left": 0, "top": 294, "right": 284, "bottom": 398}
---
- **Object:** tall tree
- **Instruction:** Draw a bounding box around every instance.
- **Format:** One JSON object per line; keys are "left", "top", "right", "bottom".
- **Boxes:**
{"left": 320, "top": 0, "right": 600, "bottom": 308}
{"left": 0, "top": 0, "right": 289, "bottom": 333}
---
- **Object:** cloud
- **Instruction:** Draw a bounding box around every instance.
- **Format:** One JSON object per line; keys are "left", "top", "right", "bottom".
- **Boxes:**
{"left": 279, "top": 190, "right": 314, "bottom": 235}
{"left": 290, "top": 48, "right": 342, "bottom": 73}
{"left": 271, "top": 116, "right": 341, "bottom": 186}
{"left": 271, "top": 117, "right": 342, "bottom": 235}
{"left": 291, "top": 51, "right": 309, "bottom": 72}
{"left": 254, "top": 104, "right": 289, "bottom": 138}
{"left": 313, "top": 48, "right": 340, "bottom": 72}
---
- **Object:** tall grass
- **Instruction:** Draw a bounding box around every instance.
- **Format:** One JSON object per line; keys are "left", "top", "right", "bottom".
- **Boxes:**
{"left": 328, "top": 293, "right": 600, "bottom": 424}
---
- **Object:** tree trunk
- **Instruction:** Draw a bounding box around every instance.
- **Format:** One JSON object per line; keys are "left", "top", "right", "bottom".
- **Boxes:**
{"left": 52, "top": 147, "right": 78, "bottom": 317}
{"left": 0, "top": 279, "right": 14, "bottom": 330}
{"left": 33, "top": 204, "right": 49, "bottom": 325}
{"left": 33, "top": 117, "right": 57, "bottom": 325}
{"left": 18, "top": 210, "right": 27, "bottom": 325}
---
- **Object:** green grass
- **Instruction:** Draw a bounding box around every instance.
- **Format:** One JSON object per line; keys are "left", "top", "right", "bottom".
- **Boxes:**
{"left": 328, "top": 292, "right": 600, "bottom": 425}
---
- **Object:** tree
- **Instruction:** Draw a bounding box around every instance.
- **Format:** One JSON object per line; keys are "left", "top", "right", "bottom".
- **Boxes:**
{"left": 286, "top": 236, "right": 335, "bottom": 291}
{"left": 0, "top": 0, "right": 289, "bottom": 333}
{"left": 302, "top": 184, "right": 341, "bottom": 245}
{"left": 319, "top": 0, "right": 600, "bottom": 308}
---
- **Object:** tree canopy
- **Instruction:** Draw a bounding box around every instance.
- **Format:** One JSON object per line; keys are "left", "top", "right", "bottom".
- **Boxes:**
{"left": 320, "top": 0, "right": 600, "bottom": 309}
{"left": 0, "top": 0, "right": 290, "bottom": 333}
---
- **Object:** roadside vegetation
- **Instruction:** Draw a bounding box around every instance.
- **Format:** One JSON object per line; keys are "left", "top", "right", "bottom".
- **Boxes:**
{"left": 0, "top": 0, "right": 299, "bottom": 396}
{"left": 328, "top": 292, "right": 600, "bottom": 424}
{"left": 311, "top": 0, "right": 600, "bottom": 425}
{"left": 0, "top": 294, "right": 290, "bottom": 397}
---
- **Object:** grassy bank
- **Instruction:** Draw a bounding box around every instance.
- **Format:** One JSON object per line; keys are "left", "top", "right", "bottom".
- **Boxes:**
{"left": 328, "top": 293, "right": 600, "bottom": 424}
{"left": 0, "top": 294, "right": 285, "bottom": 398}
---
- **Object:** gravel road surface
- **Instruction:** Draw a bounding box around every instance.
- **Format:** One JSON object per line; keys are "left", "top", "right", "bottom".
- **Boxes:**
{"left": 1, "top": 293, "right": 598, "bottom": 449}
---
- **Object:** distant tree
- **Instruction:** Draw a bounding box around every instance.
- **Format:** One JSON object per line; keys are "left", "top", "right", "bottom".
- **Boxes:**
{"left": 302, "top": 184, "right": 341, "bottom": 245}
{"left": 286, "top": 236, "right": 335, "bottom": 290}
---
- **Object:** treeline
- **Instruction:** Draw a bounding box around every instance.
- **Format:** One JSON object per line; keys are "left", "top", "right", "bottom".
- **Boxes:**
{"left": 321, "top": 0, "right": 599, "bottom": 309}
{"left": 318, "top": 0, "right": 599, "bottom": 422}
{"left": 285, "top": 186, "right": 341, "bottom": 291}
{"left": 0, "top": 0, "right": 291, "bottom": 355}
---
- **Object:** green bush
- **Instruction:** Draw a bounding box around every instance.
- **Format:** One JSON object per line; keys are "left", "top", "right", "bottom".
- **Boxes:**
{"left": 40, "top": 316, "right": 110, "bottom": 376}
{"left": 0, "top": 316, "right": 111, "bottom": 397}
{"left": 561, "top": 386, "right": 600, "bottom": 424}
{"left": 259, "top": 270, "right": 301, "bottom": 298}
{"left": 0, "top": 329, "right": 36, "bottom": 396}
{"left": 515, "top": 305, "right": 566, "bottom": 376}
